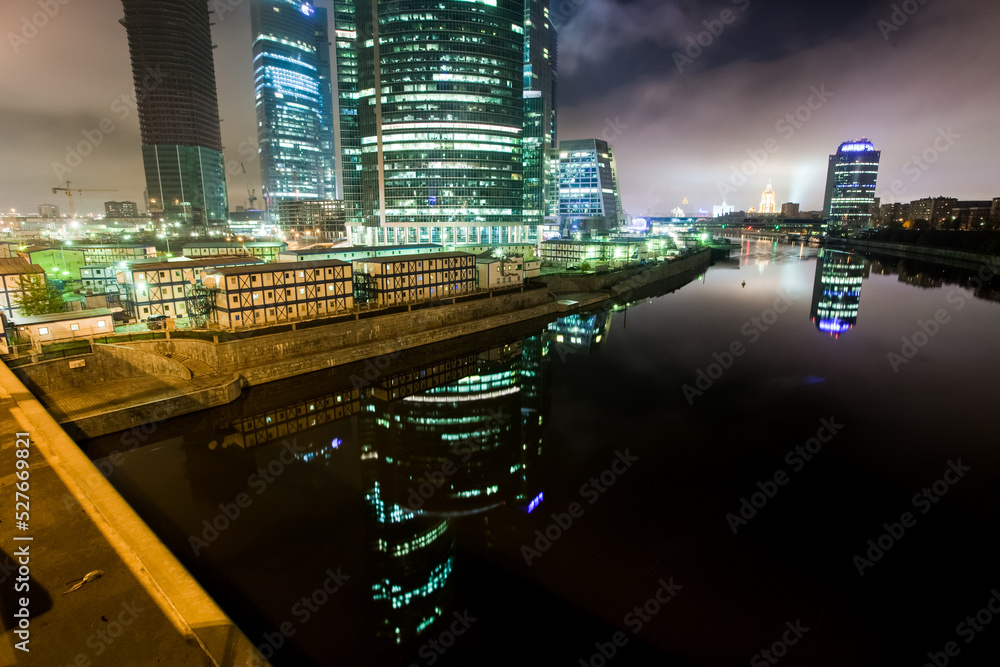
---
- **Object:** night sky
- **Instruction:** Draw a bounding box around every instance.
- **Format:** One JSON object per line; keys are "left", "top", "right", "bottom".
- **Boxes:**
{"left": 1, "top": 0, "right": 997, "bottom": 218}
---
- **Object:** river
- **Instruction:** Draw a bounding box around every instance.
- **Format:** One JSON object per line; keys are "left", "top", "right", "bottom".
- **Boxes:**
{"left": 82, "top": 239, "right": 1000, "bottom": 666}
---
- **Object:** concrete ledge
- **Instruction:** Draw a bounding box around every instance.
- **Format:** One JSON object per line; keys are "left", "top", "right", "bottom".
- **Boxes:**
{"left": 60, "top": 373, "right": 245, "bottom": 440}
{"left": 0, "top": 363, "right": 267, "bottom": 666}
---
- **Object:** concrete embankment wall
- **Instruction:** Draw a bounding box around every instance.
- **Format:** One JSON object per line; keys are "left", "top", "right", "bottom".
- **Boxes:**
{"left": 126, "top": 288, "right": 553, "bottom": 385}
{"left": 14, "top": 344, "right": 192, "bottom": 396}
{"left": 831, "top": 239, "right": 1000, "bottom": 271}
{"left": 64, "top": 373, "right": 245, "bottom": 440}
{"left": 0, "top": 363, "right": 267, "bottom": 666}
{"left": 540, "top": 250, "right": 710, "bottom": 293}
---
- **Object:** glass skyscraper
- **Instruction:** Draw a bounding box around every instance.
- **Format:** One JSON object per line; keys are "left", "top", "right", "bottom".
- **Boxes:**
{"left": 822, "top": 139, "right": 881, "bottom": 227}
{"left": 556, "top": 138, "right": 624, "bottom": 234}
{"left": 333, "top": 0, "right": 362, "bottom": 226}
{"left": 121, "top": 0, "right": 229, "bottom": 227}
{"left": 343, "top": 0, "right": 526, "bottom": 246}
{"left": 522, "top": 0, "right": 558, "bottom": 234}
{"left": 251, "top": 0, "right": 336, "bottom": 213}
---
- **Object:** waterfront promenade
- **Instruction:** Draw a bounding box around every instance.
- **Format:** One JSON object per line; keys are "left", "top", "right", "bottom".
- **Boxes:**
{"left": 0, "top": 362, "right": 265, "bottom": 665}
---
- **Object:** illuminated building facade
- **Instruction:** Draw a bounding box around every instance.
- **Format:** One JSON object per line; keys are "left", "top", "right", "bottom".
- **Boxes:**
{"left": 251, "top": 0, "right": 336, "bottom": 210}
{"left": 348, "top": 0, "right": 526, "bottom": 246}
{"left": 211, "top": 259, "right": 354, "bottom": 328}
{"left": 333, "top": 0, "right": 361, "bottom": 225}
{"left": 760, "top": 181, "right": 777, "bottom": 214}
{"left": 352, "top": 252, "right": 477, "bottom": 307}
{"left": 809, "top": 249, "right": 868, "bottom": 337}
{"left": 822, "top": 140, "right": 881, "bottom": 227}
{"left": 522, "top": 0, "right": 558, "bottom": 231}
{"left": 909, "top": 197, "right": 957, "bottom": 228}
{"left": 276, "top": 199, "right": 347, "bottom": 239}
{"left": 120, "top": 0, "right": 229, "bottom": 226}
{"left": 123, "top": 257, "right": 264, "bottom": 322}
{"left": 557, "top": 138, "right": 623, "bottom": 234}
{"left": 780, "top": 202, "right": 800, "bottom": 217}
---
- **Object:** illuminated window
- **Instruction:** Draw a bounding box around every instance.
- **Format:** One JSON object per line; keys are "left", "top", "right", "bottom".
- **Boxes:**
{"left": 39, "top": 327, "right": 49, "bottom": 335}
{"left": 97, "top": 321, "right": 106, "bottom": 328}
{"left": 70, "top": 324, "right": 80, "bottom": 331}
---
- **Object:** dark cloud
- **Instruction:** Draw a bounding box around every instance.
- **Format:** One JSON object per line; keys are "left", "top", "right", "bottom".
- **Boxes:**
{"left": 0, "top": 0, "right": 997, "bottom": 218}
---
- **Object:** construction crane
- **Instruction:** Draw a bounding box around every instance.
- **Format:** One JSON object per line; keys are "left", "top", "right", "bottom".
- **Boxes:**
{"left": 240, "top": 163, "right": 258, "bottom": 209}
{"left": 51, "top": 181, "right": 117, "bottom": 218}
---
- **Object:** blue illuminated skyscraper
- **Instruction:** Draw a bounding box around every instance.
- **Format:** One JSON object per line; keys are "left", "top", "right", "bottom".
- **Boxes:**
{"left": 251, "top": 0, "right": 336, "bottom": 212}
{"left": 822, "top": 139, "right": 881, "bottom": 227}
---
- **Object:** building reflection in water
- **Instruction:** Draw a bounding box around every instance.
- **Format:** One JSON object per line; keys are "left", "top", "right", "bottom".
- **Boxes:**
{"left": 161, "top": 321, "right": 565, "bottom": 659}
{"left": 810, "top": 249, "right": 868, "bottom": 337}
{"left": 355, "top": 333, "right": 550, "bottom": 652}
{"left": 545, "top": 311, "right": 612, "bottom": 357}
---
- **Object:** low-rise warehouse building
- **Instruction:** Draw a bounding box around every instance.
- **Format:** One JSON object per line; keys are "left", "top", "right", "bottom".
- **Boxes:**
{"left": 209, "top": 260, "right": 354, "bottom": 329}
{"left": 353, "top": 252, "right": 476, "bottom": 307}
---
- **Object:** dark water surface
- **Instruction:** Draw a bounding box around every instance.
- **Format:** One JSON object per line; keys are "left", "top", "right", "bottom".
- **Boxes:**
{"left": 83, "top": 240, "right": 1000, "bottom": 666}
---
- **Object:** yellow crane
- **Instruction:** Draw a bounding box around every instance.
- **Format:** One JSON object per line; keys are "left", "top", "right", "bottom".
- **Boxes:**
{"left": 51, "top": 180, "right": 118, "bottom": 218}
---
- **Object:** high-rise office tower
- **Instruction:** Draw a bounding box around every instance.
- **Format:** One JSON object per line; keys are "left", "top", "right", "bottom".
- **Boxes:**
{"left": 333, "top": 0, "right": 361, "bottom": 226}
{"left": 120, "top": 0, "right": 229, "bottom": 227}
{"left": 822, "top": 139, "right": 881, "bottom": 227}
{"left": 522, "top": 0, "right": 558, "bottom": 234}
{"left": 345, "top": 0, "right": 525, "bottom": 246}
{"left": 251, "top": 0, "right": 336, "bottom": 212}
{"left": 556, "top": 138, "right": 623, "bottom": 234}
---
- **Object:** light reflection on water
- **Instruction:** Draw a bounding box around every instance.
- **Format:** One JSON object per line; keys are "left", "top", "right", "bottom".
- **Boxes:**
{"left": 90, "top": 241, "right": 1000, "bottom": 666}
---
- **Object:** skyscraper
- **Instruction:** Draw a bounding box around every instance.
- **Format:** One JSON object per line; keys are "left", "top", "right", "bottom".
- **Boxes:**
{"left": 346, "top": 0, "right": 526, "bottom": 246}
{"left": 250, "top": 0, "right": 336, "bottom": 212}
{"left": 120, "top": 0, "right": 228, "bottom": 227}
{"left": 556, "top": 138, "right": 623, "bottom": 234}
{"left": 822, "top": 139, "right": 881, "bottom": 227}
{"left": 333, "top": 0, "right": 361, "bottom": 227}
{"left": 522, "top": 0, "right": 558, "bottom": 233}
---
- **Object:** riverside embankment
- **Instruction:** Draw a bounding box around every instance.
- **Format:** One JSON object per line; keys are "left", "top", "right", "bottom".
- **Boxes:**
{"left": 828, "top": 238, "right": 1000, "bottom": 271}
{"left": 9, "top": 250, "right": 710, "bottom": 438}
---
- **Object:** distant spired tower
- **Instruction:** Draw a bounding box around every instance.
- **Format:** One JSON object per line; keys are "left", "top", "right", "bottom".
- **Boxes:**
{"left": 760, "top": 181, "right": 777, "bottom": 214}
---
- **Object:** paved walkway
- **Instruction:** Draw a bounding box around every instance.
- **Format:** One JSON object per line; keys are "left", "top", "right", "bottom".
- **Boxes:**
{"left": 0, "top": 364, "right": 264, "bottom": 665}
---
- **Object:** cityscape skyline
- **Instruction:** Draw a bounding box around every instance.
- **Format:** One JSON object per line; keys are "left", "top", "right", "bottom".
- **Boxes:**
{"left": 0, "top": 0, "right": 998, "bottom": 218}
